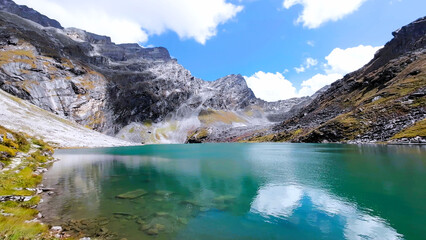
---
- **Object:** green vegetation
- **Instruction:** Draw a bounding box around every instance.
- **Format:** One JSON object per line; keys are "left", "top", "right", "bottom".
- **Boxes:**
{"left": 392, "top": 119, "right": 426, "bottom": 139}
{"left": 0, "top": 201, "right": 48, "bottom": 240}
{"left": 198, "top": 109, "right": 246, "bottom": 125}
{"left": 245, "top": 128, "right": 306, "bottom": 143}
{"left": 0, "top": 126, "right": 56, "bottom": 239}
{"left": 155, "top": 122, "right": 178, "bottom": 140}
{"left": 143, "top": 120, "right": 153, "bottom": 127}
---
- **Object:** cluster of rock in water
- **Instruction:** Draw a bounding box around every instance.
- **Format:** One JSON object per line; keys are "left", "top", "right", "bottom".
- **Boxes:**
{"left": 55, "top": 189, "right": 237, "bottom": 239}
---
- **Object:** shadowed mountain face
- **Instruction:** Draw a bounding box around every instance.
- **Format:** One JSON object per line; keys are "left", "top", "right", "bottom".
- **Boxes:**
{"left": 246, "top": 17, "right": 425, "bottom": 144}
{"left": 0, "top": 0, "right": 62, "bottom": 28}
{"left": 0, "top": 0, "right": 310, "bottom": 144}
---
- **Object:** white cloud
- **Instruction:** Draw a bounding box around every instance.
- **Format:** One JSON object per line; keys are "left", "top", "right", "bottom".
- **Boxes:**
{"left": 298, "top": 44, "right": 381, "bottom": 96}
{"left": 298, "top": 73, "right": 342, "bottom": 96}
{"left": 307, "top": 40, "right": 315, "bottom": 47}
{"left": 294, "top": 66, "right": 306, "bottom": 73}
{"left": 294, "top": 57, "right": 317, "bottom": 73}
{"left": 305, "top": 57, "right": 318, "bottom": 68}
{"left": 246, "top": 44, "right": 381, "bottom": 100}
{"left": 283, "top": 0, "right": 367, "bottom": 28}
{"left": 244, "top": 71, "right": 298, "bottom": 101}
{"left": 15, "top": 0, "right": 243, "bottom": 44}
{"left": 324, "top": 45, "right": 382, "bottom": 75}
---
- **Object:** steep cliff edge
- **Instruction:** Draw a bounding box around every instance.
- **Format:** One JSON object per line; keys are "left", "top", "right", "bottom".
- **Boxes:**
{"left": 248, "top": 17, "right": 426, "bottom": 144}
{"left": 0, "top": 1, "right": 309, "bottom": 144}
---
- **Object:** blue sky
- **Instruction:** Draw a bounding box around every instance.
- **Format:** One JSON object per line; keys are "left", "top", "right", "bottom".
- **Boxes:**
{"left": 147, "top": 0, "right": 424, "bottom": 80}
{"left": 16, "top": 0, "right": 426, "bottom": 101}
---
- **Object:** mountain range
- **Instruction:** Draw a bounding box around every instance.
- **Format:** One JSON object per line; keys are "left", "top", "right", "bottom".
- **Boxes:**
{"left": 0, "top": 0, "right": 424, "bottom": 146}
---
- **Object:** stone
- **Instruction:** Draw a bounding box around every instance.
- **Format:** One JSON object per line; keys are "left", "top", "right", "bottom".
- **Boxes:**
{"left": 136, "top": 219, "right": 145, "bottom": 224}
{"left": 146, "top": 228, "right": 159, "bottom": 235}
{"left": 51, "top": 226, "right": 62, "bottom": 232}
{"left": 181, "top": 200, "right": 203, "bottom": 207}
{"left": 140, "top": 224, "right": 151, "bottom": 231}
{"left": 178, "top": 217, "right": 188, "bottom": 225}
{"left": 115, "top": 189, "right": 147, "bottom": 199}
{"left": 6, "top": 133, "right": 15, "bottom": 141}
{"left": 154, "top": 224, "right": 165, "bottom": 231}
{"left": 155, "top": 212, "right": 170, "bottom": 217}
{"left": 213, "top": 195, "right": 236, "bottom": 203}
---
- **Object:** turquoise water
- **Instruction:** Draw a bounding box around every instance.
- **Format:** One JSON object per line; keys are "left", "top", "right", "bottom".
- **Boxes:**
{"left": 40, "top": 143, "right": 426, "bottom": 239}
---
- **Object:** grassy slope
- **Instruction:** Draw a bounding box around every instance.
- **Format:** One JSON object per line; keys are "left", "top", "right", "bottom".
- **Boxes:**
{"left": 0, "top": 126, "right": 56, "bottom": 239}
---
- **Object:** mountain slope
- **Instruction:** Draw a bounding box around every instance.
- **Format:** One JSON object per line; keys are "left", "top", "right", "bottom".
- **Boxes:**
{"left": 248, "top": 17, "right": 426, "bottom": 144}
{"left": 0, "top": 1, "right": 310, "bottom": 144}
{"left": 0, "top": 0, "right": 62, "bottom": 28}
{"left": 0, "top": 88, "right": 131, "bottom": 148}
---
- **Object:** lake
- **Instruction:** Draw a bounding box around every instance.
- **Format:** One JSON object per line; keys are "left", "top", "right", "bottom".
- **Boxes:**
{"left": 39, "top": 143, "right": 426, "bottom": 240}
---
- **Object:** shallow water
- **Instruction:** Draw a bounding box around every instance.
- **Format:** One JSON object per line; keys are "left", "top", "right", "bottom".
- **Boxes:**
{"left": 39, "top": 143, "right": 426, "bottom": 240}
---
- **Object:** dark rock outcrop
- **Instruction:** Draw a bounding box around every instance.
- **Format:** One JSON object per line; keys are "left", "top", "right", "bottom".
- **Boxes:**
{"left": 0, "top": 0, "right": 62, "bottom": 28}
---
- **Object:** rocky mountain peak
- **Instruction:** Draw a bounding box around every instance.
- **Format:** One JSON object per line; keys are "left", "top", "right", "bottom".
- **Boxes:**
{"left": 0, "top": 2, "right": 311, "bottom": 144}
{"left": 365, "top": 16, "right": 426, "bottom": 74}
{"left": 0, "top": 0, "right": 62, "bottom": 28}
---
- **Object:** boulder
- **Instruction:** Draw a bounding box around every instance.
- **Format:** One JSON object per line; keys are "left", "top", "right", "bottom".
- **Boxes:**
{"left": 115, "top": 189, "right": 147, "bottom": 199}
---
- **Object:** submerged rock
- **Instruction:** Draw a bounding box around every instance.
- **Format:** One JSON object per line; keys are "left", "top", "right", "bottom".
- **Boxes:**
{"left": 115, "top": 189, "right": 147, "bottom": 199}
{"left": 213, "top": 195, "right": 236, "bottom": 203}
{"left": 177, "top": 217, "right": 188, "bottom": 225}
{"left": 180, "top": 199, "right": 204, "bottom": 207}
{"left": 155, "top": 212, "right": 170, "bottom": 217}
{"left": 146, "top": 228, "right": 159, "bottom": 235}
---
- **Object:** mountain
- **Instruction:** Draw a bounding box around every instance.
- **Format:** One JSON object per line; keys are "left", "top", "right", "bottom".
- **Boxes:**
{"left": 0, "top": 0, "right": 62, "bottom": 28}
{"left": 0, "top": 88, "right": 131, "bottom": 148}
{"left": 1, "top": 0, "right": 423, "bottom": 145}
{"left": 247, "top": 17, "right": 426, "bottom": 144}
{"left": 0, "top": 0, "right": 310, "bottom": 144}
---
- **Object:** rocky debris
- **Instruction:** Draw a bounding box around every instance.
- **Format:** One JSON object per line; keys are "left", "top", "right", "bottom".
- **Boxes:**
{"left": 0, "top": 195, "right": 33, "bottom": 202}
{"left": 62, "top": 218, "right": 116, "bottom": 239}
{"left": 388, "top": 136, "right": 426, "bottom": 144}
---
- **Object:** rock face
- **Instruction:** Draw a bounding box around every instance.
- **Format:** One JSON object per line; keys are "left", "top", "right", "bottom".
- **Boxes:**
{"left": 0, "top": 1, "right": 309, "bottom": 144}
{"left": 0, "top": 89, "right": 131, "bottom": 148}
{"left": 249, "top": 17, "right": 426, "bottom": 143}
{"left": 0, "top": 0, "right": 62, "bottom": 28}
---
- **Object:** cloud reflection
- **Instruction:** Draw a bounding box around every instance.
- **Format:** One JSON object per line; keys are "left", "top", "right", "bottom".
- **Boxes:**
{"left": 250, "top": 184, "right": 403, "bottom": 240}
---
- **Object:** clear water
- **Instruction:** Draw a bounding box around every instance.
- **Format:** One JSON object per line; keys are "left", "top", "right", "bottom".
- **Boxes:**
{"left": 39, "top": 143, "right": 426, "bottom": 240}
